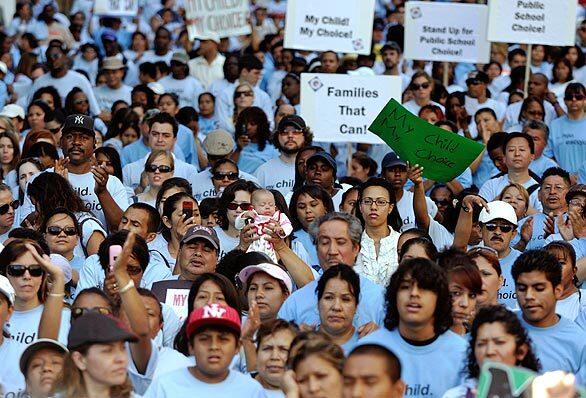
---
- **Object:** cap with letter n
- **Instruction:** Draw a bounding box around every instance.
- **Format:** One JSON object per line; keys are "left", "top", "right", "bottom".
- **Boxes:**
{"left": 186, "top": 303, "right": 241, "bottom": 339}
{"left": 62, "top": 114, "right": 95, "bottom": 136}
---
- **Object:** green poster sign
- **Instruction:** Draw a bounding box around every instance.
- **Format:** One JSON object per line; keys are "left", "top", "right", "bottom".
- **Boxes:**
{"left": 368, "top": 99, "right": 485, "bottom": 183}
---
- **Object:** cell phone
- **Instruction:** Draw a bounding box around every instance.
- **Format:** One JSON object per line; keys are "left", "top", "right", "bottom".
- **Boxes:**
{"left": 182, "top": 201, "right": 193, "bottom": 219}
{"left": 109, "top": 245, "right": 122, "bottom": 271}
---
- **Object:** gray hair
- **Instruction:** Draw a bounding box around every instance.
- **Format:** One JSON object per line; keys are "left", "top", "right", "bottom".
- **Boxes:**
{"left": 308, "top": 212, "right": 363, "bottom": 247}
{"left": 522, "top": 120, "right": 549, "bottom": 141}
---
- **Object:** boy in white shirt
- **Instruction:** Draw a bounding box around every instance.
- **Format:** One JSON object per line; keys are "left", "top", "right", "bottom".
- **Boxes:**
{"left": 143, "top": 303, "right": 266, "bottom": 398}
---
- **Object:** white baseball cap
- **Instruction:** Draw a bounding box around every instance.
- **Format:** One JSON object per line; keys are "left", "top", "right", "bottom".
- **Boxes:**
{"left": 147, "top": 82, "right": 165, "bottom": 95}
{"left": 479, "top": 200, "right": 518, "bottom": 226}
{"left": 0, "top": 104, "right": 25, "bottom": 119}
{"left": 0, "top": 275, "right": 15, "bottom": 306}
{"left": 0, "top": 61, "right": 7, "bottom": 75}
{"left": 198, "top": 32, "right": 220, "bottom": 44}
{"left": 239, "top": 263, "right": 293, "bottom": 294}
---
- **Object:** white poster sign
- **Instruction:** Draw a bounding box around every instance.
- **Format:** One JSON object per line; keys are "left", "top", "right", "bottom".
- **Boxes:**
{"left": 487, "top": 0, "right": 577, "bottom": 46}
{"left": 300, "top": 73, "right": 402, "bottom": 144}
{"left": 284, "top": 0, "right": 375, "bottom": 55}
{"left": 164, "top": 288, "right": 190, "bottom": 321}
{"left": 404, "top": 2, "right": 490, "bottom": 64}
{"left": 93, "top": 0, "right": 138, "bottom": 17}
{"left": 185, "top": 0, "right": 251, "bottom": 41}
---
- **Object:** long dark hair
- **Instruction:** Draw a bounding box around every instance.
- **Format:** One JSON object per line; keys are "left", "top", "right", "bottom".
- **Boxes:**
{"left": 355, "top": 178, "right": 402, "bottom": 232}
{"left": 27, "top": 172, "right": 91, "bottom": 220}
{"left": 384, "top": 258, "right": 453, "bottom": 334}
{"left": 217, "top": 179, "right": 258, "bottom": 230}
{"left": 466, "top": 305, "right": 541, "bottom": 378}
{"left": 94, "top": 146, "right": 123, "bottom": 181}
{"left": 288, "top": 184, "right": 334, "bottom": 231}
{"left": 235, "top": 107, "right": 271, "bottom": 152}
{"left": 173, "top": 273, "right": 241, "bottom": 355}
{"left": 161, "top": 192, "right": 197, "bottom": 242}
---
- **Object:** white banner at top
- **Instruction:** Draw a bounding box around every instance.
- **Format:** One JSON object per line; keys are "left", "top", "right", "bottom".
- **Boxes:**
{"left": 184, "top": 0, "right": 251, "bottom": 41}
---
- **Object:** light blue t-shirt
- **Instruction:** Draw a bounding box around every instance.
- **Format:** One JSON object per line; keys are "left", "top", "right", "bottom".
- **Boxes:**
{"left": 121, "top": 138, "right": 185, "bottom": 167}
{"left": 277, "top": 274, "right": 385, "bottom": 327}
{"left": 473, "top": 151, "right": 499, "bottom": 189}
{"left": 529, "top": 155, "right": 558, "bottom": 180}
{"left": 514, "top": 213, "right": 559, "bottom": 250}
{"left": 292, "top": 229, "right": 319, "bottom": 270}
{"left": 237, "top": 143, "right": 279, "bottom": 175}
{"left": 518, "top": 314, "right": 586, "bottom": 384}
{"left": 498, "top": 248, "right": 522, "bottom": 310}
{"left": 545, "top": 115, "right": 586, "bottom": 173}
{"left": 358, "top": 328, "right": 468, "bottom": 398}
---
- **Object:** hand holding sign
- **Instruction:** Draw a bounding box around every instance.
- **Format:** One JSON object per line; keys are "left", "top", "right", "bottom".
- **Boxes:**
{"left": 368, "top": 99, "right": 484, "bottom": 183}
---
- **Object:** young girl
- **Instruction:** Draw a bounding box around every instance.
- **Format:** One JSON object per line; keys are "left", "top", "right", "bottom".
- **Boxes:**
{"left": 235, "top": 189, "right": 292, "bottom": 262}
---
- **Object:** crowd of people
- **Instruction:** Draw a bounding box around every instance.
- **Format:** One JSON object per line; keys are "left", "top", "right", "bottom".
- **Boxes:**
{"left": 0, "top": 0, "right": 585, "bottom": 397}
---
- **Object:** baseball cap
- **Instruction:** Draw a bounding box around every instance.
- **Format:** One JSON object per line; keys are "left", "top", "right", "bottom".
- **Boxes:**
{"left": 186, "top": 303, "right": 241, "bottom": 339}
{"left": 0, "top": 61, "right": 7, "bottom": 75}
{"left": 203, "top": 129, "right": 235, "bottom": 156}
{"left": 277, "top": 114, "right": 306, "bottom": 132}
{"left": 68, "top": 312, "right": 138, "bottom": 350}
{"left": 381, "top": 41, "right": 402, "bottom": 54}
{"left": 198, "top": 32, "right": 220, "bottom": 44}
{"left": 0, "top": 275, "right": 15, "bottom": 306}
{"left": 62, "top": 114, "right": 94, "bottom": 136}
{"left": 479, "top": 200, "right": 517, "bottom": 226}
{"left": 148, "top": 82, "right": 165, "bottom": 95}
{"left": 101, "top": 56, "right": 125, "bottom": 70}
{"left": 142, "top": 108, "right": 160, "bottom": 123}
{"left": 20, "top": 339, "right": 68, "bottom": 374}
{"left": 171, "top": 52, "right": 189, "bottom": 65}
{"left": 466, "top": 70, "right": 489, "bottom": 85}
{"left": 50, "top": 254, "right": 72, "bottom": 285}
{"left": 306, "top": 152, "right": 337, "bottom": 174}
{"left": 239, "top": 263, "right": 293, "bottom": 294}
{"left": 100, "top": 28, "right": 118, "bottom": 43}
{"left": 181, "top": 225, "right": 220, "bottom": 251}
{"left": 381, "top": 152, "right": 407, "bottom": 170}
{"left": 0, "top": 104, "right": 25, "bottom": 119}
{"left": 566, "top": 184, "right": 586, "bottom": 203}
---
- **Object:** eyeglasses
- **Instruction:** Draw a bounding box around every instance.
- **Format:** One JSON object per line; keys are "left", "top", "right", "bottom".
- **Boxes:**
{"left": 433, "top": 199, "right": 451, "bottom": 206}
{"left": 213, "top": 172, "right": 239, "bottom": 181}
{"left": 360, "top": 198, "right": 391, "bottom": 206}
{"left": 564, "top": 94, "right": 586, "bottom": 101}
{"left": 47, "top": 226, "right": 78, "bottom": 236}
{"left": 0, "top": 200, "right": 19, "bottom": 215}
{"left": 235, "top": 91, "right": 253, "bottom": 98}
{"left": 484, "top": 223, "right": 514, "bottom": 233}
{"left": 145, "top": 164, "right": 174, "bottom": 173}
{"left": 411, "top": 82, "right": 430, "bottom": 90}
{"left": 71, "top": 307, "right": 112, "bottom": 320}
{"left": 227, "top": 202, "right": 252, "bottom": 211}
{"left": 73, "top": 99, "right": 89, "bottom": 105}
{"left": 279, "top": 129, "right": 303, "bottom": 136}
{"left": 6, "top": 264, "right": 44, "bottom": 277}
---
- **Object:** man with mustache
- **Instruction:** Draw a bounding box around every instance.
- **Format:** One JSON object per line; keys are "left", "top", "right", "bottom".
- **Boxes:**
{"left": 516, "top": 167, "right": 570, "bottom": 251}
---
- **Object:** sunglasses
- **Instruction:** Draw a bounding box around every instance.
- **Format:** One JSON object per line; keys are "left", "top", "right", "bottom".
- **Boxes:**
{"left": 6, "top": 264, "right": 44, "bottom": 277}
{"left": 467, "top": 79, "right": 483, "bottom": 85}
{"left": 73, "top": 99, "right": 89, "bottom": 105}
{"left": 235, "top": 91, "right": 253, "bottom": 98}
{"left": 213, "top": 172, "right": 239, "bottom": 181}
{"left": 411, "top": 82, "right": 430, "bottom": 90}
{"left": 145, "top": 164, "right": 174, "bottom": 173}
{"left": 227, "top": 202, "right": 252, "bottom": 211}
{"left": 433, "top": 199, "right": 451, "bottom": 206}
{"left": 564, "top": 94, "right": 586, "bottom": 101}
{"left": 71, "top": 307, "right": 112, "bottom": 320}
{"left": 484, "top": 223, "right": 514, "bottom": 233}
{"left": 0, "top": 200, "right": 19, "bottom": 215}
{"left": 47, "top": 226, "right": 78, "bottom": 236}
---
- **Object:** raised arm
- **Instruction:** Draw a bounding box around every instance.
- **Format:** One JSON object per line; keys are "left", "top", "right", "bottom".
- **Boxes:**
{"left": 452, "top": 195, "right": 489, "bottom": 252}
{"left": 408, "top": 164, "right": 430, "bottom": 231}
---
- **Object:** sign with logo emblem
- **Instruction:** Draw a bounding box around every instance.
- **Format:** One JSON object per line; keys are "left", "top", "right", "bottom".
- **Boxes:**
{"left": 284, "top": 0, "right": 376, "bottom": 55}
{"left": 300, "top": 73, "right": 401, "bottom": 144}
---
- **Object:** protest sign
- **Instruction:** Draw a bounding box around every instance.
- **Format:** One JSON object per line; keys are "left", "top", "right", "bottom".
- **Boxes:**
{"left": 300, "top": 73, "right": 401, "bottom": 145}
{"left": 368, "top": 99, "right": 484, "bottom": 183}
{"left": 487, "top": 0, "right": 577, "bottom": 46}
{"left": 284, "top": 0, "right": 375, "bottom": 55}
{"left": 151, "top": 279, "right": 193, "bottom": 321}
{"left": 93, "top": 0, "right": 138, "bottom": 17}
{"left": 404, "top": 1, "right": 490, "bottom": 64}
{"left": 185, "top": 0, "right": 251, "bottom": 41}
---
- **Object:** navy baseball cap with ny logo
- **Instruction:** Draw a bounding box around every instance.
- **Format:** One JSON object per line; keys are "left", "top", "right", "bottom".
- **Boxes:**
{"left": 62, "top": 114, "right": 94, "bottom": 136}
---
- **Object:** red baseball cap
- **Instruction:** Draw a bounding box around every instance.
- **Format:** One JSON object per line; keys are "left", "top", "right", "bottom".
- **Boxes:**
{"left": 186, "top": 304, "right": 241, "bottom": 339}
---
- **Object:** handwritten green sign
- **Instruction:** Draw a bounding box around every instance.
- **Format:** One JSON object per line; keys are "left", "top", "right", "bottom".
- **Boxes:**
{"left": 368, "top": 99, "right": 485, "bottom": 183}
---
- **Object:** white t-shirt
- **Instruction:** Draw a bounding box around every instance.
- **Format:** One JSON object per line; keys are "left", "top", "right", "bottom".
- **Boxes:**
{"left": 214, "top": 226, "right": 240, "bottom": 260}
{"left": 254, "top": 156, "right": 295, "bottom": 197}
{"left": 158, "top": 75, "right": 204, "bottom": 110}
{"left": 396, "top": 190, "right": 438, "bottom": 232}
{"left": 8, "top": 306, "right": 70, "bottom": 350}
{"left": 93, "top": 84, "right": 133, "bottom": 112}
{"left": 478, "top": 174, "right": 542, "bottom": 211}
{"left": 464, "top": 96, "right": 506, "bottom": 121}
{"left": 188, "top": 169, "right": 259, "bottom": 202}
{"left": 143, "top": 368, "right": 266, "bottom": 398}
{"left": 123, "top": 153, "right": 199, "bottom": 191}
{"left": 402, "top": 99, "right": 445, "bottom": 116}
{"left": 556, "top": 290, "right": 586, "bottom": 321}
{"left": 0, "top": 337, "right": 26, "bottom": 397}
